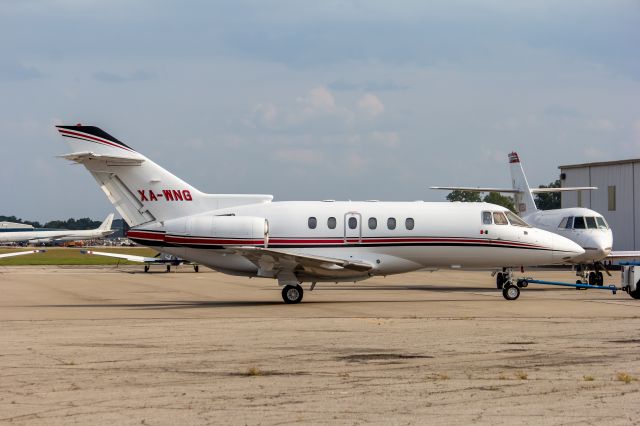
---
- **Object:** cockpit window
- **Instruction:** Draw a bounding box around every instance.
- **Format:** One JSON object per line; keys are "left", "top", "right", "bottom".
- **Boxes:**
{"left": 505, "top": 211, "right": 531, "bottom": 227}
{"left": 565, "top": 217, "right": 574, "bottom": 229}
{"left": 596, "top": 217, "right": 609, "bottom": 229}
{"left": 585, "top": 217, "right": 597, "bottom": 229}
{"left": 482, "top": 211, "right": 493, "bottom": 225}
{"left": 558, "top": 217, "right": 568, "bottom": 228}
{"left": 493, "top": 212, "right": 508, "bottom": 225}
{"left": 573, "top": 217, "right": 586, "bottom": 229}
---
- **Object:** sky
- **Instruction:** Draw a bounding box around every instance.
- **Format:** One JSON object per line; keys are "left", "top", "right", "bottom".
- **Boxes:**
{"left": 2, "top": 0, "right": 639, "bottom": 222}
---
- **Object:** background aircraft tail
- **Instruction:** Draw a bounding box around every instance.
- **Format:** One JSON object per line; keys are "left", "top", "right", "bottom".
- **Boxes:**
{"left": 98, "top": 213, "right": 115, "bottom": 231}
{"left": 57, "top": 125, "right": 272, "bottom": 227}
{"left": 508, "top": 152, "right": 538, "bottom": 214}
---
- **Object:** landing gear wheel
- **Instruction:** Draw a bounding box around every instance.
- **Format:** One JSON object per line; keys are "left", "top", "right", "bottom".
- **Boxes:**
{"left": 144, "top": 265, "right": 150, "bottom": 273}
{"left": 282, "top": 284, "right": 304, "bottom": 304}
{"left": 502, "top": 284, "right": 520, "bottom": 301}
{"left": 588, "top": 272, "right": 596, "bottom": 286}
{"left": 629, "top": 288, "right": 640, "bottom": 300}
{"left": 194, "top": 265, "right": 199, "bottom": 273}
{"left": 166, "top": 265, "right": 171, "bottom": 273}
{"left": 496, "top": 272, "right": 505, "bottom": 289}
{"left": 596, "top": 271, "right": 604, "bottom": 286}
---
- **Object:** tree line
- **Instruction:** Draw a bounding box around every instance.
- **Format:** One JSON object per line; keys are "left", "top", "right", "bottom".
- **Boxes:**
{"left": 446, "top": 180, "right": 561, "bottom": 211}
{"left": 0, "top": 216, "right": 103, "bottom": 230}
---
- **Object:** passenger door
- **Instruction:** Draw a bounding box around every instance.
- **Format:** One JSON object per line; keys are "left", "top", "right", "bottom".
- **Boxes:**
{"left": 344, "top": 212, "right": 362, "bottom": 244}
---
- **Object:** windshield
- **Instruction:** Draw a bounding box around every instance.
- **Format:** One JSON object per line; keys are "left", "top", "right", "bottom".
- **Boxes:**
{"left": 596, "top": 216, "right": 609, "bottom": 229}
{"left": 505, "top": 211, "right": 531, "bottom": 227}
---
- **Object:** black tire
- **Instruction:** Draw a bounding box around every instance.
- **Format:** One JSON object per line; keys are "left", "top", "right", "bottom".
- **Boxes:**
{"left": 588, "top": 272, "right": 596, "bottom": 286}
{"left": 194, "top": 265, "right": 199, "bottom": 273}
{"left": 630, "top": 282, "right": 640, "bottom": 299}
{"left": 496, "top": 272, "right": 504, "bottom": 289}
{"left": 144, "top": 265, "right": 150, "bottom": 273}
{"left": 502, "top": 284, "right": 520, "bottom": 301}
{"left": 282, "top": 284, "right": 304, "bottom": 304}
{"left": 166, "top": 265, "right": 171, "bottom": 273}
{"left": 596, "top": 271, "right": 604, "bottom": 286}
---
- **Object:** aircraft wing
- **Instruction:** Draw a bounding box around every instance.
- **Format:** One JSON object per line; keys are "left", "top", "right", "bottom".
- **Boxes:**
{"left": 0, "top": 250, "right": 46, "bottom": 259}
{"left": 227, "top": 246, "right": 374, "bottom": 275}
{"left": 530, "top": 187, "right": 597, "bottom": 193}
{"left": 80, "top": 250, "right": 160, "bottom": 263}
{"left": 608, "top": 251, "right": 640, "bottom": 260}
{"left": 430, "top": 186, "right": 522, "bottom": 194}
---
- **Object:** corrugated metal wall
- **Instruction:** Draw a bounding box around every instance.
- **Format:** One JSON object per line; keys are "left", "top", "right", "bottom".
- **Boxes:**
{"left": 561, "top": 162, "right": 638, "bottom": 251}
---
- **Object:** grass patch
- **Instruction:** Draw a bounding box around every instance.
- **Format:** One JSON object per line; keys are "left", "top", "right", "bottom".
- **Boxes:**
{"left": 616, "top": 372, "right": 635, "bottom": 384}
{"left": 0, "top": 247, "right": 158, "bottom": 265}
{"left": 246, "top": 367, "right": 263, "bottom": 376}
{"left": 515, "top": 372, "right": 528, "bottom": 380}
{"left": 583, "top": 375, "right": 595, "bottom": 381}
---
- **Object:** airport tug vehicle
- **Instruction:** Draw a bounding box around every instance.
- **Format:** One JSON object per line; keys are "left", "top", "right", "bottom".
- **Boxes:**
{"left": 499, "top": 262, "right": 640, "bottom": 301}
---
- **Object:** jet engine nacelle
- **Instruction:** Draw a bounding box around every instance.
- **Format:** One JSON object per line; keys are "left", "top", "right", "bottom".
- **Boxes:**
{"left": 164, "top": 215, "right": 268, "bottom": 246}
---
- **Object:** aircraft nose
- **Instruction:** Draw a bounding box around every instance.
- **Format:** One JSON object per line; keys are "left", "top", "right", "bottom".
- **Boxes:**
{"left": 551, "top": 234, "right": 585, "bottom": 262}
{"left": 585, "top": 232, "right": 613, "bottom": 258}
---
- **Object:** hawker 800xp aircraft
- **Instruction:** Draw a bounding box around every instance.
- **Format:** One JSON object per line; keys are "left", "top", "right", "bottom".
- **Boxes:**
{"left": 56, "top": 125, "right": 584, "bottom": 302}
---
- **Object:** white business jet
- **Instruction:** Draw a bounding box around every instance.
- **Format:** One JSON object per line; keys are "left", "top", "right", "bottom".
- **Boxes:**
{"left": 56, "top": 125, "right": 584, "bottom": 302}
{"left": 81, "top": 250, "right": 199, "bottom": 273}
{"left": 431, "top": 152, "right": 632, "bottom": 286}
{"left": 0, "top": 214, "right": 115, "bottom": 244}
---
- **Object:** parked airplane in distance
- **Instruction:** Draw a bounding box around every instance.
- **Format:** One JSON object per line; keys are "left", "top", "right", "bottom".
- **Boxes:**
{"left": 0, "top": 249, "right": 46, "bottom": 259}
{"left": 81, "top": 250, "right": 199, "bottom": 273}
{"left": 0, "top": 214, "right": 115, "bottom": 244}
{"left": 431, "top": 152, "right": 639, "bottom": 286}
{"left": 57, "top": 125, "right": 584, "bottom": 302}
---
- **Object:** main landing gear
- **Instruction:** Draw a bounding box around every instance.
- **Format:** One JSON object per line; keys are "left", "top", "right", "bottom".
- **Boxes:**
{"left": 575, "top": 264, "right": 605, "bottom": 287}
{"left": 282, "top": 284, "right": 304, "bottom": 304}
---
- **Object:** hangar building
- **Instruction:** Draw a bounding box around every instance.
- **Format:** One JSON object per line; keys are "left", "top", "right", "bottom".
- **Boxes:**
{"left": 559, "top": 159, "right": 640, "bottom": 251}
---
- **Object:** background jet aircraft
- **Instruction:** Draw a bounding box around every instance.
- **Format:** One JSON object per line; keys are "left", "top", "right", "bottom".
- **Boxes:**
{"left": 431, "top": 152, "right": 640, "bottom": 286}
{"left": 0, "top": 249, "right": 46, "bottom": 259}
{"left": 57, "top": 125, "right": 584, "bottom": 302}
{"left": 81, "top": 250, "right": 199, "bottom": 272}
{"left": 0, "top": 214, "right": 115, "bottom": 244}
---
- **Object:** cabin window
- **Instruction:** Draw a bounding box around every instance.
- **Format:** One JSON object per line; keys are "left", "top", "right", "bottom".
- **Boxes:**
{"left": 573, "top": 217, "right": 586, "bottom": 229}
{"left": 387, "top": 217, "right": 396, "bottom": 230}
{"left": 368, "top": 217, "right": 377, "bottom": 230}
{"left": 558, "top": 217, "right": 568, "bottom": 228}
{"left": 505, "top": 211, "right": 530, "bottom": 227}
{"left": 482, "top": 211, "right": 493, "bottom": 225}
{"left": 308, "top": 217, "right": 317, "bottom": 229}
{"left": 585, "top": 216, "right": 597, "bottom": 229}
{"left": 327, "top": 217, "right": 336, "bottom": 229}
{"left": 596, "top": 217, "right": 608, "bottom": 229}
{"left": 348, "top": 217, "right": 358, "bottom": 230}
{"left": 493, "top": 212, "right": 508, "bottom": 225}
{"left": 565, "top": 217, "right": 574, "bottom": 229}
{"left": 405, "top": 218, "right": 415, "bottom": 230}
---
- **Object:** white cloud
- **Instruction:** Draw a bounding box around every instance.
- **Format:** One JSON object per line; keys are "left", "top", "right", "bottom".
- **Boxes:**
{"left": 587, "top": 118, "right": 615, "bottom": 131}
{"left": 370, "top": 131, "right": 399, "bottom": 146}
{"left": 302, "top": 86, "right": 336, "bottom": 112}
{"left": 357, "top": 93, "right": 384, "bottom": 116}
{"left": 273, "top": 148, "right": 324, "bottom": 164}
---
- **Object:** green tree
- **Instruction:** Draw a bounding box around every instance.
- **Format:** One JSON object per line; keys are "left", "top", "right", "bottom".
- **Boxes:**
{"left": 446, "top": 190, "right": 482, "bottom": 203}
{"left": 534, "top": 180, "right": 561, "bottom": 210}
{"left": 483, "top": 192, "right": 516, "bottom": 212}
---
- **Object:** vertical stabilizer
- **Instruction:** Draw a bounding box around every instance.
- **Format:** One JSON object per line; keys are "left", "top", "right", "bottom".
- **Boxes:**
{"left": 508, "top": 152, "right": 538, "bottom": 214}
{"left": 99, "top": 213, "right": 115, "bottom": 231}
{"left": 57, "top": 125, "right": 273, "bottom": 227}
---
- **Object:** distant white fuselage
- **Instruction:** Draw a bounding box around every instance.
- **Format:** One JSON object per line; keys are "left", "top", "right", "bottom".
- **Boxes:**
{"left": 523, "top": 207, "right": 613, "bottom": 264}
